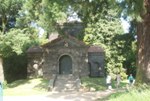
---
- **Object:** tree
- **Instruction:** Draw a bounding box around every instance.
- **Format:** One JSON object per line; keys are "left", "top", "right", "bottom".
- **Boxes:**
{"left": 0, "top": 0, "right": 24, "bottom": 82}
{"left": 0, "top": 28, "right": 39, "bottom": 82}
{"left": 0, "top": 0, "right": 23, "bottom": 33}
{"left": 118, "top": 0, "right": 150, "bottom": 84}
{"left": 17, "top": 0, "right": 68, "bottom": 33}
{"left": 115, "top": 34, "right": 137, "bottom": 77}
{"left": 67, "top": 0, "right": 110, "bottom": 26}
{"left": 84, "top": 8, "right": 128, "bottom": 78}
{"left": 136, "top": 0, "right": 150, "bottom": 84}
{"left": 0, "top": 29, "right": 32, "bottom": 57}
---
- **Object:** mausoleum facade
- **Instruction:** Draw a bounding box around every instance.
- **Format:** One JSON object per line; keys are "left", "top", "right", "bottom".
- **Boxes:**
{"left": 27, "top": 35, "right": 105, "bottom": 79}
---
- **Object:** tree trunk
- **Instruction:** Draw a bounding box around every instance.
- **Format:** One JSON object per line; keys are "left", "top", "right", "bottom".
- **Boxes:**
{"left": 0, "top": 56, "right": 4, "bottom": 82}
{"left": 136, "top": 0, "right": 150, "bottom": 84}
{"left": 2, "top": 15, "right": 7, "bottom": 34}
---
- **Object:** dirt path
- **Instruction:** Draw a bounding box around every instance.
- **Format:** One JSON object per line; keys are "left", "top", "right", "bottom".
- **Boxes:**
{"left": 3, "top": 89, "right": 122, "bottom": 101}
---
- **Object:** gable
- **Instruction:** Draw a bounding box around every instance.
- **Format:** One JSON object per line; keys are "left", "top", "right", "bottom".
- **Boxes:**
{"left": 42, "top": 35, "right": 88, "bottom": 48}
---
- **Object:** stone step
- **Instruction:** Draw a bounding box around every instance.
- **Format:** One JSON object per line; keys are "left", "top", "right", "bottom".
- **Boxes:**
{"left": 52, "top": 75, "right": 81, "bottom": 92}
{"left": 56, "top": 74, "right": 77, "bottom": 80}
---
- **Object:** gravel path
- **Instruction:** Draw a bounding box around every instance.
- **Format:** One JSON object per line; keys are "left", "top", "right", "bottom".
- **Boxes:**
{"left": 3, "top": 89, "right": 119, "bottom": 101}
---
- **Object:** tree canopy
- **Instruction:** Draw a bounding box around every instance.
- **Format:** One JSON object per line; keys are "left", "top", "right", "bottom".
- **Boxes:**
{"left": 17, "top": 0, "right": 68, "bottom": 32}
{"left": 0, "top": 0, "right": 24, "bottom": 33}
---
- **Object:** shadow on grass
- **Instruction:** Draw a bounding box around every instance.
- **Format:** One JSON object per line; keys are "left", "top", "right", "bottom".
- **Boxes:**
{"left": 81, "top": 77, "right": 107, "bottom": 91}
{"left": 7, "top": 79, "right": 30, "bottom": 88}
{"left": 5, "top": 77, "right": 49, "bottom": 91}
{"left": 33, "top": 79, "right": 49, "bottom": 91}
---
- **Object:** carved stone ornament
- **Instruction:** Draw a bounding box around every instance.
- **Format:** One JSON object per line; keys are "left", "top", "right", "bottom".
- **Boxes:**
{"left": 64, "top": 42, "right": 68, "bottom": 47}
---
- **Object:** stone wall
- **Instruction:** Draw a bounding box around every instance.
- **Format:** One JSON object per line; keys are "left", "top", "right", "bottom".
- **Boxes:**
{"left": 42, "top": 46, "right": 89, "bottom": 79}
{"left": 88, "top": 52, "right": 105, "bottom": 77}
{"left": 27, "top": 53, "right": 44, "bottom": 78}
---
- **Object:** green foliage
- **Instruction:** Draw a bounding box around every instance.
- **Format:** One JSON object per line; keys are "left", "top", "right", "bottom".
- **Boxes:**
{"left": 84, "top": 9, "right": 127, "bottom": 78}
{"left": 67, "top": 0, "right": 115, "bottom": 24}
{"left": 0, "top": 28, "right": 40, "bottom": 82}
{"left": 0, "top": 0, "right": 23, "bottom": 15}
{"left": 118, "top": 0, "right": 144, "bottom": 21}
{"left": 118, "top": 34, "right": 137, "bottom": 76}
{"left": 0, "top": 0, "right": 24, "bottom": 32}
{"left": 0, "top": 0, "right": 42, "bottom": 83}
{"left": 17, "top": 0, "right": 68, "bottom": 33}
{"left": 1, "top": 80, "right": 7, "bottom": 89}
{"left": 0, "top": 29, "right": 31, "bottom": 57}
{"left": 3, "top": 54, "right": 27, "bottom": 83}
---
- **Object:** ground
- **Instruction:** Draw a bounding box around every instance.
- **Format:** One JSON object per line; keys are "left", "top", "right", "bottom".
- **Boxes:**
{"left": 2, "top": 78, "right": 127, "bottom": 101}
{"left": 3, "top": 89, "right": 119, "bottom": 101}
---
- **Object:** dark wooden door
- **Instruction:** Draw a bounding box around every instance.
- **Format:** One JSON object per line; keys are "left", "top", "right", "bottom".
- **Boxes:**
{"left": 90, "top": 62, "right": 100, "bottom": 77}
{"left": 59, "top": 55, "right": 72, "bottom": 74}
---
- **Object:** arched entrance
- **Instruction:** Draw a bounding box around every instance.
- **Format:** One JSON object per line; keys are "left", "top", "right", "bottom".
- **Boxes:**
{"left": 59, "top": 55, "right": 72, "bottom": 74}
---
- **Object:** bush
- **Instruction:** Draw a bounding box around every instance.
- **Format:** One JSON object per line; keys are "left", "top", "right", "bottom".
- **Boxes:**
{"left": 3, "top": 54, "right": 27, "bottom": 83}
{"left": 2, "top": 80, "right": 8, "bottom": 89}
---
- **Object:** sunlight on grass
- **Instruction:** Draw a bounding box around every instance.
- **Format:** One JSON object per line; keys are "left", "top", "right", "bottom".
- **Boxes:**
{"left": 81, "top": 77, "right": 128, "bottom": 91}
{"left": 81, "top": 77, "right": 107, "bottom": 91}
{"left": 106, "top": 90, "right": 150, "bottom": 101}
{"left": 3, "top": 77, "right": 128, "bottom": 96}
{"left": 105, "top": 85, "right": 150, "bottom": 101}
{"left": 3, "top": 78, "right": 49, "bottom": 96}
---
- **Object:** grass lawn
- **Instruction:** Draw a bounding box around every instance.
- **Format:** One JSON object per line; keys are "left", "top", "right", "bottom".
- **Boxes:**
{"left": 81, "top": 77, "right": 128, "bottom": 91}
{"left": 105, "top": 88, "right": 150, "bottom": 101}
{"left": 3, "top": 78, "right": 49, "bottom": 96}
{"left": 4, "top": 77, "right": 149, "bottom": 101}
{"left": 99, "top": 84, "right": 150, "bottom": 101}
{"left": 3, "top": 76, "right": 128, "bottom": 96}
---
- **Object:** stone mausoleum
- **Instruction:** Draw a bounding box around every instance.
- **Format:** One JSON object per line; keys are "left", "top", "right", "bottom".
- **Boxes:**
{"left": 27, "top": 34, "right": 105, "bottom": 79}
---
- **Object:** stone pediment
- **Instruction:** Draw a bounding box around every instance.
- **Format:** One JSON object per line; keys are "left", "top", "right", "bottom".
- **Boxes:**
{"left": 42, "top": 35, "right": 88, "bottom": 48}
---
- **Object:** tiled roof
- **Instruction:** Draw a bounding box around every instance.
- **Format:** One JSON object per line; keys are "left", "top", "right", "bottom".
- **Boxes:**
{"left": 88, "top": 45, "right": 104, "bottom": 52}
{"left": 27, "top": 46, "right": 43, "bottom": 53}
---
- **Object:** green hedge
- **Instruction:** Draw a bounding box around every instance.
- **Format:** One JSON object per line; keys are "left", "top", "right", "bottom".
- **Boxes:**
{"left": 3, "top": 54, "right": 27, "bottom": 83}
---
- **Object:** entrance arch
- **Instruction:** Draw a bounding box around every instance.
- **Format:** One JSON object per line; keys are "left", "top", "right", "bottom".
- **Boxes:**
{"left": 59, "top": 55, "right": 72, "bottom": 74}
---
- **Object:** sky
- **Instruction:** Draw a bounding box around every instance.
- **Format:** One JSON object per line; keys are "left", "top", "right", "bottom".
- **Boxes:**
{"left": 67, "top": 12, "right": 130, "bottom": 33}
{"left": 121, "top": 18, "right": 130, "bottom": 33}
{"left": 38, "top": 16, "right": 130, "bottom": 37}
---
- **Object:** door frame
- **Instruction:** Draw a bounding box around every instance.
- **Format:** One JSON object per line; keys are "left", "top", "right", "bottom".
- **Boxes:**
{"left": 58, "top": 54, "right": 73, "bottom": 74}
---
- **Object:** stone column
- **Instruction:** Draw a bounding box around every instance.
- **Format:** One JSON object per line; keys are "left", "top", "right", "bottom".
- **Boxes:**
{"left": 0, "top": 56, "right": 4, "bottom": 82}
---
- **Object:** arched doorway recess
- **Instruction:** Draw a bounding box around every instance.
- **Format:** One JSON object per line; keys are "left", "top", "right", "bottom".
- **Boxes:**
{"left": 59, "top": 55, "right": 72, "bottom": 74}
